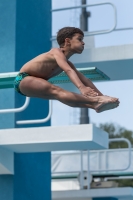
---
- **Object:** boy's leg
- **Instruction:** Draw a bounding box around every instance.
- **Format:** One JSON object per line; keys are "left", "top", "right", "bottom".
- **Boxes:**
{"left": 19, "top": 76, "right": 119, "bottom": 111}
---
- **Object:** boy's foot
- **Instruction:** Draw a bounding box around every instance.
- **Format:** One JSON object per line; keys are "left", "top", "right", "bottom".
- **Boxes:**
{"left": 93, "top": 95, "right": 119, "bottom": 113}
{"left": 96, "top": 102, "right": 119, "bottom": 113}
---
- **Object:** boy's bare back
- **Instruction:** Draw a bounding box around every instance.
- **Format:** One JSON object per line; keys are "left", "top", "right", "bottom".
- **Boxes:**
{"left": 20, "top": 48, "right": 65, "bottom": 80}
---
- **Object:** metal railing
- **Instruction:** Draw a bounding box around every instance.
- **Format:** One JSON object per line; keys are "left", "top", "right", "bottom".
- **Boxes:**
{"left": 51, "top": 1, "right": 133, "bottom": 41}
{"left": 16, "top": 100, "right": 52, "bottom": 124}
{"left": 104, "top": 176, "right": 133, "bottom": 181}
{"left": 89, "top": 138, "right": 132, "bottom": 173}
{"left": 0, "top": 97, "right": 30, "bottom": 113}
{"left": 86, "top": 138, "right": 132, "bottom": 189}
{"left": 52, "top": 138, "right": 132, "bottom": 190}
{"left": 0, "top": 96, "right": 52, "bottom": 125}
{"left": 52, "top": 2, "right": 117, "bottom": 36}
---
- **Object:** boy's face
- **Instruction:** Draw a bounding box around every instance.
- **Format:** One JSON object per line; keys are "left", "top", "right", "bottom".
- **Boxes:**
{"left": 67, "top": 33, "right": 85, "bottom": 54}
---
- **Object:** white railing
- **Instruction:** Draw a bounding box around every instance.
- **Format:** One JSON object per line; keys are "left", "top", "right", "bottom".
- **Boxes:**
{"left": 52, "top": 138, "right": 132, "bottom": 190}
{"left": 51, "top": 1, "right": 133, "bottom": 41}
{"left": 0, "top": 97, "right": 52, "bottom": 125}
{"left": 0, "top": 97, "right": 30, "bottom": 113}
{"left": 52, "top": 2, "right": 117, "bottom": 36}
{"left": 89, "top": 138, "right": 132, "bottom": 173}
{"left": 16, "top": 100, "right": 52, "bottom": 124}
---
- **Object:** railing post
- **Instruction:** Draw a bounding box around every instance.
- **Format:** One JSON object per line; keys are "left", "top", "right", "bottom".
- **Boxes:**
{"left": 80, "top": 151, "right": 84, "bottom": 189}
{"left": 87, "top": 150, "right": 90, "bottom": 189}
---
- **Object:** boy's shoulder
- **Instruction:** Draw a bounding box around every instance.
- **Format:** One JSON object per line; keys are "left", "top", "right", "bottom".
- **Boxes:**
{"left": 49, "top": 48, "right": 66, "bottom": 58}
{"left": 50, "top": 47, "right": 62, "bottom": 53}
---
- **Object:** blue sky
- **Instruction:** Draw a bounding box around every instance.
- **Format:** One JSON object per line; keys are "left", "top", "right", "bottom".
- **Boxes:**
{"left": 51, "top": 0, "right": 133, "bottom": 130}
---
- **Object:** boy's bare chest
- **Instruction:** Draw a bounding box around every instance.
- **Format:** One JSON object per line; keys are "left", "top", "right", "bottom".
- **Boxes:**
{"left": 44, "top": 62, "right": 63, "bottom": 79}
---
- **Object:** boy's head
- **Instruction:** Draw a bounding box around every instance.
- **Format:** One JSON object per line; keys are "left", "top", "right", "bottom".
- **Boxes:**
{"left": 57, "top": 27, "right": 84, "bottom": 48}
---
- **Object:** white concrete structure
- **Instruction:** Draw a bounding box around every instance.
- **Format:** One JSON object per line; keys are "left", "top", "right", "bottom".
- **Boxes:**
{"left": 52, "top": 187, "right": 133, "bottom": 200}
{"left": 0, "top": 124, "right": 108, "bottom": 153}
{"left": 70, "top": 44, "right": 133, "bottom": 81}
{"left": 0, "top": 124, "right": 108, "bottom": 174}
{"left": 52, "top": 33, "right": 133, "bottom": 81}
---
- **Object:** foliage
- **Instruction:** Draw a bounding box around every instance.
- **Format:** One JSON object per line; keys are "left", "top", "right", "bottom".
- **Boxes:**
{"left": 99, "top": 123, "right": 133, "bottom": 148}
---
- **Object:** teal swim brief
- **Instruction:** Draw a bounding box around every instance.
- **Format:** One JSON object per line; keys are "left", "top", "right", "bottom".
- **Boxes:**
{"left": 14, "top": 72, "right": 29, "bottom": 95}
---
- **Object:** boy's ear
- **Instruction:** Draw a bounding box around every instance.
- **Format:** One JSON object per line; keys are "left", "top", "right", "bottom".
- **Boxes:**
{"left": 65, "top": 38, "right": 71, "bottom": 45}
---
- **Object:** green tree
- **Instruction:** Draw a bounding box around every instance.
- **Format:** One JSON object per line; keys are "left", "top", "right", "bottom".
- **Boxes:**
{"left": 99, "top": 123, "right": 133, "bottom": 148}
{"left": 98, "top": 123, "right": 133, "bottom": 187}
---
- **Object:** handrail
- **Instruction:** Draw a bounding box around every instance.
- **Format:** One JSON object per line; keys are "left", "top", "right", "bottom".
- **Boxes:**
{"left": 90, "top": 138, "right": 132, "bottom": 172}
{"left": 16, "top": 100, "right": 52, "bottom": 124}
{"left": 51, "top": 27, "right": 133, "bottom": 41}
{"left": 52, "top": 140, "right": 132, "bottom": 175}
{"left": 52, "top": 138, "right": 131, "bottom": 190}
{"left": 104, "top": 176, "right": 133, "bottom": 181}
{"left": 114, "top": 27, "right": 133, "bottom": 32}
{"left": 80, "top": 151, "right": 84, "bottom": 189}
{"left": 51, "top": 2, "right": 117, "bottom": 36}
{"left": 0, "top": 97, "right": 30, "bottom": 113}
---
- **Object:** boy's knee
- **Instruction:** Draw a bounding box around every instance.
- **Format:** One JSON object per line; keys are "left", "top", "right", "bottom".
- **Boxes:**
{"left": 51, "top": 86, "right": 67, "bottom": 100}
{"left": 50, "top": 85, "right": 62, "bottom": 95}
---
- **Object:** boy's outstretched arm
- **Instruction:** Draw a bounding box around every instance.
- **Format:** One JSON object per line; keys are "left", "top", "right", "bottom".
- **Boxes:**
{"left": 68, "top": 61, "right": 103, "bottom": 96}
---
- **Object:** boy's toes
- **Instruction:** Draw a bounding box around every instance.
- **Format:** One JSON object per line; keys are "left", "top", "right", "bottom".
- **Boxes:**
{"left": 114, "top": 98, "right": 118, "bottom": 101}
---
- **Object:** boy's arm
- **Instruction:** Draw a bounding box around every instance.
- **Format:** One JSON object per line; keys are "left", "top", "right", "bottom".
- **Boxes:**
{"left": 53, "top": 49, "right": 98, "bottom": 97}
{"left": 53, "top": 49, "right": 85, "bottom": 89}
{"left": 68, "top": 60, "right": 103, "bottom": 96}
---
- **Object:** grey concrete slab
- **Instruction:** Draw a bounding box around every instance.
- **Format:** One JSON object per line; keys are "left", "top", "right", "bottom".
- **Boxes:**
{"left": 0, "top": 124, "right": 108, "bottom": 153}
{"left": 52, "top": 34, "right": 133, "bottom": 81}
{"left": 52, "top": 187, "right": 133, "bottom": 200}
{"left": 69, "top": 44, "right": 133, "bottom": 81}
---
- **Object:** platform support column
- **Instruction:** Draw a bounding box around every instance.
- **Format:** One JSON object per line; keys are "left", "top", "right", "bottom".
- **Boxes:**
{"left": 0, "top": 176, "right": 13, "bottom": 200}
{"left": 80, "top": 0, "right": 91, "bottom": 124}
{"left": 13, "top": 153, "right": 51, "bottom": 200}
{"left": 13, "top": 0, "right": 51, "bottom": 200}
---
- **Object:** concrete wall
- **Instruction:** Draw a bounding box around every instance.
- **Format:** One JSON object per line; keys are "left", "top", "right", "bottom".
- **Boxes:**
{"left": 0, "top": 0, "right": 16, "bottom": 128}
{"left": 0, "top": 0, "right": 52, "bottom": 199}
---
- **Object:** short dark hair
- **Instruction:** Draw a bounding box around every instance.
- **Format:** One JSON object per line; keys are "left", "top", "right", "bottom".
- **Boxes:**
{"left": 57, "top": 27, "right": 84, "bottom": 47}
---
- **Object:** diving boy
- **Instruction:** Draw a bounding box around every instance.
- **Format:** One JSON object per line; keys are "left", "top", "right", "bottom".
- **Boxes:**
{"left": 14, "top": 27, "right": 119, "bottom": 113}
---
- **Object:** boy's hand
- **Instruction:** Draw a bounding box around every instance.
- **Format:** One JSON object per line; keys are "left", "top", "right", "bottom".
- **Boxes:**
{"left": 79, "top": 86, "right": 98, "bottom": 97}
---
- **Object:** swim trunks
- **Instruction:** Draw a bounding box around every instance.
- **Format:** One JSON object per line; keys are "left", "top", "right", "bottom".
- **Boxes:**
{"left": 14, "top": 72, "right": 29, "bottom": 95}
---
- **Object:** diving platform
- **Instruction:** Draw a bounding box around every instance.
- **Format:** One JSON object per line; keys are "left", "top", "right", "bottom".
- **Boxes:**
{"left": 0, "top": 124, "right": 108, "bottom": 174}
{"left": 70, "top": 44, "right": 133, "bottom": 81}
{"left": 0, "top": 67, "right": 109, "bottom": 89}
{"left": 52, "top": 34, "right": 133, "bottom": 81}
{"left": 0, "top": 124, "right": 108, "bottom": 153}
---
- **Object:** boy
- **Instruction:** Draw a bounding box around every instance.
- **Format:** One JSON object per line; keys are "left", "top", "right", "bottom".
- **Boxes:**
{"left": 14, "top": 27, "right": 119, "bottom": 113}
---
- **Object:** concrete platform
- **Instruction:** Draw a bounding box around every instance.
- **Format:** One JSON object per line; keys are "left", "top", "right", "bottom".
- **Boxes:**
{"left": 0, "top": 124, "right": 108, "bottom": 174}
{"left": 52, "top": 34, "right": 133, "bottom": 81}
{"left": 52, "top": 188, "right": 133, "bottom": 200}
{"left": 70, "top": 44, "right": 133, "bottom": 81}
{"left": 0, "top": 124, "right": 108, "bottom": 153}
